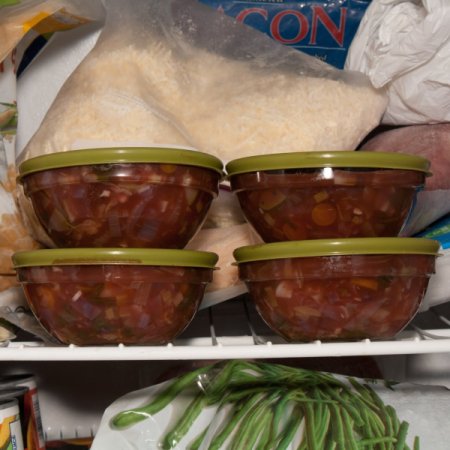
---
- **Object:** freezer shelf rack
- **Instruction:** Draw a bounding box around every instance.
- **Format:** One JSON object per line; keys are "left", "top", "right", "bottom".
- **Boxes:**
{"left": 2, "top": 296, "right": 450, "bottom": 361}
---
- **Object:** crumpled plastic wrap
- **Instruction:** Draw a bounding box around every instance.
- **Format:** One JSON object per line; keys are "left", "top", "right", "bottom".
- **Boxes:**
{"left": 345, "top": 0, "right": 450, "bottom": 125}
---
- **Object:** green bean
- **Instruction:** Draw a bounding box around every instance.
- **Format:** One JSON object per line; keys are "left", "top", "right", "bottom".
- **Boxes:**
{"left": 304, "top": 401, "right": 320, "bottom": 450}
{"left": 162, "top": 392, "right": 207, "bottom": 449}
{"left": 226, "top": 386, "right": 271, "bottom": 403}
{"left": 313, "top": 392, "right": 331, "bottom": 449}
{"left": 205, "top": 360, "right": 247, "bottom": 403}
{"left": 188, "top": 425, "right": 210, "bottom": 450}
{"left": 326, "top": 387, "right": 364, "bottom": 428}
{"left": 323, "top": 438, "right": 337, "bottom": 450}
{"left": 208, "top": 393, "right": 265, "bottom": 450}
{"left": 341, "top": 407, "right": 359, "bottom": 450}
{"left": 366, "top": 410, "right": 386, "bottom": 438}
{"left": 264, "top": 393, "right": 292, "bottom": 449}
{"left": 245, "top": 402, "right": 274, "bottom": 450}
{"left": 275, "top": 404, "right": 304, "bottom": 450}
{"left": 386, "top": 406, "right": 401, "bottom": 435}
{"left": 111, "top": 364, "right": 212, "bottom": 429}
{"left": 312, "top": 389, "right": 324, "bottom": 446}
{"left": 231, "top": 391, "right": 280, "bottom": 450}
{"left": 357, "top": 437, "right": 397, "bottom": 447}
{"left": 322, "top": 428, "right": 336, "bottom": 450}
{"left": 347, "top": 380, "right": 380, "bottom": 411}
{"left": 330, "top": 403, "right": 346, "bottom": 450}
{"left": 255, "top": 407, "right": 274, "bottom": 450}
{"left": 359, "top": 407, "right": 375, "bottom": 442}
{"left": 413, "top": 436, "right": 420, "bottom": 450}
{"left": 394, "top": 422, "right": 409, "bottom": 450}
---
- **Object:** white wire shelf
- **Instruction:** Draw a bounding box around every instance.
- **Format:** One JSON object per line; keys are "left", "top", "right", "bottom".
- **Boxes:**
{"left": 1, "top": 296, "right": 450, "bottom": 361}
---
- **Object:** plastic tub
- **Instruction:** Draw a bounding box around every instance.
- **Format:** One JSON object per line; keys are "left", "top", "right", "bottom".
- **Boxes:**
{"left": 234, "top": 238, "right": 439, "bottom": 342}
{"left": 12, "top": 248, "right": 218, "bottom": 346}
{"left": 19, "top": 148, "right": 223, "bottom": 248}
{"left": 226, "top": 151, "right": 429, "bottom": 241}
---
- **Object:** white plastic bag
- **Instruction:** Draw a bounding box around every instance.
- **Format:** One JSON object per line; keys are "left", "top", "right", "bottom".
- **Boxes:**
{"left": 345, "top": 0, "right": 450, "bottom": 125}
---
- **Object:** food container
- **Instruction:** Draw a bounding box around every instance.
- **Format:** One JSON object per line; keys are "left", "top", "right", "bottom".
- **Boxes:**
{"left": 226, "top": 151, "right": 429, "bottom": 241}
{"left": 18, "top": 148, "right": 223, "bottom": 248}
{"left": 12, "top": 248, "right": 218, "bottom": 346}
{"left": 234, "top": 238, "right": 439, "bottom": 342}
{"left": 0, "top": 374, "right": 45, "bottom": 450}
{"left": 0, "top": 387, "right": 29, "bottom": 449}
{"left": 0, "top": 399, "right": 23, "bottom": 450}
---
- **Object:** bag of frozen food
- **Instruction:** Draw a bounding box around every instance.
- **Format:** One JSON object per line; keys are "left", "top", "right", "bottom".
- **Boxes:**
{"left": 200, "top": 0, "right": 372, "bottom": 69}
{"left": 360, "top": 123, "right": 450, "bottom": 236}
{"left": 186, "top": 188, "right": 262, "bottom": 309}
{"left": 20, "top": 0, "right": 387, "bottom": 163}
{"left": 91, "top": 359, "right": 449, "bottom": 449}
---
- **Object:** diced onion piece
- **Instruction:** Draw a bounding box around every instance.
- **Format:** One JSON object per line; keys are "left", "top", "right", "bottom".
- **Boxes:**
{"left": 275, "top": 281, "right": 294, "bottom": 298}
{"left": 313, "top": 191, "right": 329, "bottom": 203}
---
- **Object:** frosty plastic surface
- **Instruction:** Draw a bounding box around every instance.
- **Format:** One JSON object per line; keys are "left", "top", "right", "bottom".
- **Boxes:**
{"left": 230, "top": 168, "right": 425, "bottom": 241}
{"left": 238, "top": 254, "right": 435, "bottom": 342}
{"left": 16, "top": 264, "right": 214, "bottom": 346}
{"left": 21, "top": 162, "right": 220, "bottom": 248}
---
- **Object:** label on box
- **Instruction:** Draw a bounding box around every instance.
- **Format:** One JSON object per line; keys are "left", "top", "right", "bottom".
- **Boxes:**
{"left": 199, "top": 0, "right": 372, "bottom": 68}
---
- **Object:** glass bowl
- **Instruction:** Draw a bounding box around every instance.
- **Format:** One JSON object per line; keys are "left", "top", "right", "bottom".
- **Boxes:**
{"left": 234, "top": 238, "right": 439, "bottom": 342}
{"left": 226, "top": 151, "right": 429, "bottom": 241}
{"left": 19, "top": 148, "right": 223, "bottom": 248}
{"left": 13, "top": 248, "right": 218, "bottom": 346}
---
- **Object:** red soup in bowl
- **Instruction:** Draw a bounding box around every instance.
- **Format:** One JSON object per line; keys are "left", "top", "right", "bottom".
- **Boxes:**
{"left": 226, "top": 151, "right": 429, "bottom": 241}
{"left": 13, "top": 248, "right": 218, "bottom": 346}
{"left": 234, "top": 238, "right": 439, "bottom": 342}
{"left": 19, "top": 148, "right": 223, "bottom": 248}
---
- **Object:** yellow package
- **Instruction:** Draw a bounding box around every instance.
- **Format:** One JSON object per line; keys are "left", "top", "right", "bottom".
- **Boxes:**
{"left": 0, "top": 0, "right": 102, "bottom": 63}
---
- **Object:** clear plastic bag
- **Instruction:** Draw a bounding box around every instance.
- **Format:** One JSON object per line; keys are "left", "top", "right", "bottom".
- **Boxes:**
{"left": 0, "top": 0, "right": 103, "bottom": 63}
{"left": 91, "top": 360, "right": 448, "bottom": 449}
{"left": 20, "top": 0, "right": 387, "bottom": 163}
{"left": 186, "top": 188, "right": 262, "bottom": 309}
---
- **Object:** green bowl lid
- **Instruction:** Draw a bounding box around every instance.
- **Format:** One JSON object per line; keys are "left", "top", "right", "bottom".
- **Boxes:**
{"left": 233, "top": 238, "right": 440, "bottom": 263}
{"left": 18, "top": 147, "right": 224, "bottom": 178}
{"left": 226, "top": 151, "right": 430, "bottom": 176}
{"left": 13, "top": 248, "right": 218, "bottom": 269}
